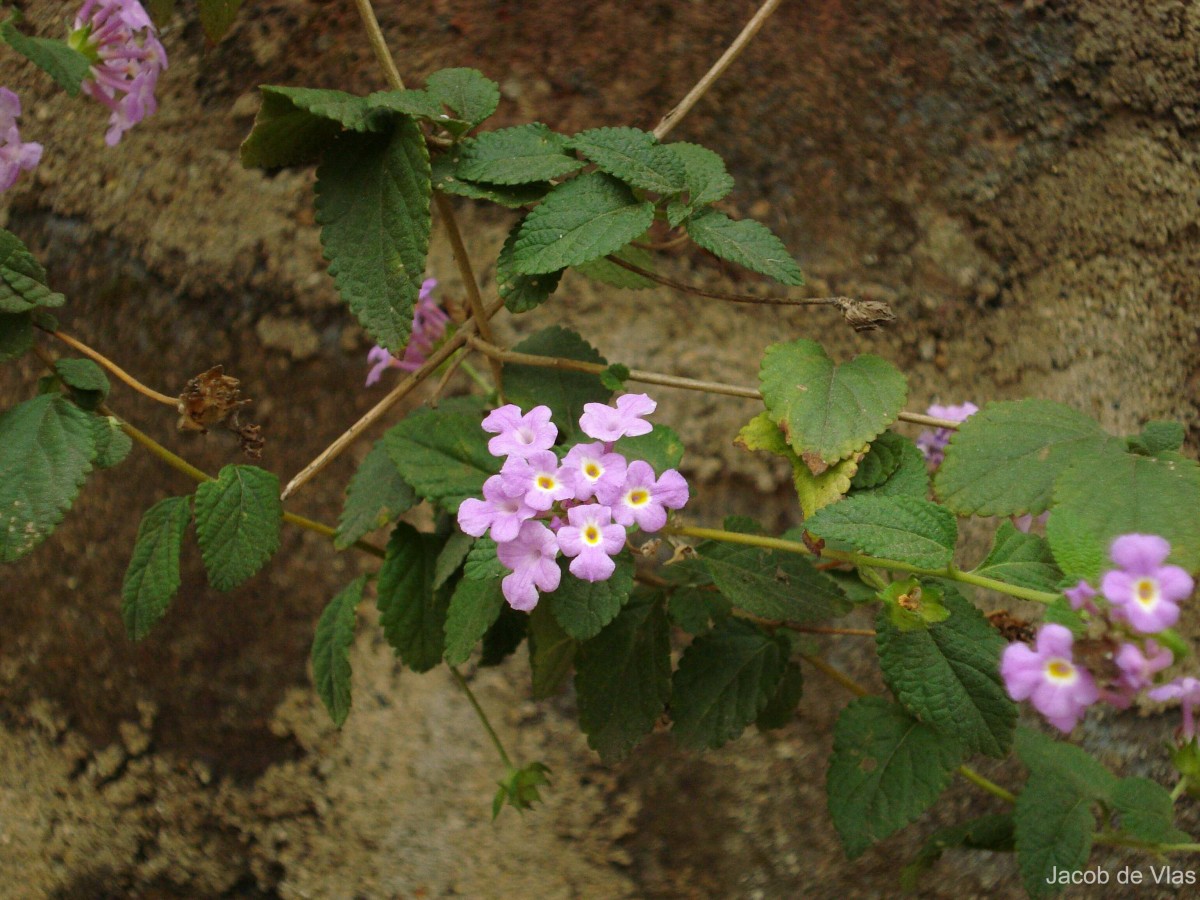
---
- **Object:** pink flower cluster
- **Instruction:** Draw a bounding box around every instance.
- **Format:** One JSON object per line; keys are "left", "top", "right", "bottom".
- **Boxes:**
{"left": 69, "top": 0, "right": 167, "bottom": 146}
{"left": 457, "top": 395, "right": 688, "bottom": 612}
{"left": 0, "top": 88, "right": 42, "bottom": 191}
{"left": 916, "top": 401, "right": 978, "bottom": 467}
{"left": 366, "top": 279, "right": 449, "bottom": 386}
{"left": 1001, "top": 533, "right": 1195, "bottom": 735}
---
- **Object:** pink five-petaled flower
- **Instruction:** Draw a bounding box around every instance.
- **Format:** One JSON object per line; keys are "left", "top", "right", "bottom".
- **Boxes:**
{"left": 499, "top": 450, "right": 572, "bottom": 511}
{"left": 456, "top": 474, "right": 536, "bottom": 543}
{"left": 561, "top": 442, "right": 627, "bottom": 502}
{"left": 556, "top": 504, "right": 626, "bottom": 582}
{"left": 482, "top": 403, "right": 557, "bottom": 459}
{"left": 601, "top": 460, "right": 689, "bottom": 532}
{"left": 70, "top": 0, "right": 168, "bottom": 146}
{"left": 579, "top": 393, "right": 656, "bottom": 443}
{"left": 1101, "top": 534, "right": 1194, "bottom": 634}
{"left": 495, "top": 520, "right": 560, "bottom": 611}
{"left": 0, "top": 89, "right": 42, "bottom": 191}
{"left": 915, "top": 401, "right": 978, "bottom": 467}
{"left": 1105, "top": 639, "right": 1174, "bottom": 709}
{"left": 1148, "top": 676, "right": 1200, "bottom": 742}
{"left": 1063, "top": 580, "right": 1100, "bottom": 615}
{"left": 1000, "top": 624, "right": 1100, "bottom": 733}
{"left": 365, "top": 279, "right": 447, "bottom": 385}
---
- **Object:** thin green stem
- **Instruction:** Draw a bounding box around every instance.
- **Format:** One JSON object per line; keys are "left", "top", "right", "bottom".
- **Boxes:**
{"left": 459, "top": 359, "right": 493, "bottom": 394}
{"left": 1093, "top": 832, "right": 1200, "bottom": 853}
{"left": 352, "top": 0, "right": 404, "bottom": 89}
{"left": 450, "top": 665, "right": 515, "bottom": 772}
{"left": 957, "top": 766, "right": 1017, "bottom": 804}
{"left": 1172, "top": 776, "right": 1190, "bottom": 802}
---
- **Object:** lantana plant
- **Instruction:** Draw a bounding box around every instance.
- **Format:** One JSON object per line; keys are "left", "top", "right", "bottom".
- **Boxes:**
{"left": 1, "top": 0, "right": 1199, "bottom": 896}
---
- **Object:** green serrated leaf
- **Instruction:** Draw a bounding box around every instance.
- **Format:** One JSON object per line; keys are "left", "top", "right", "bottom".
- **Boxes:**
{"left": 567, "top": 127, "right": 685, "bottom": 194}
{"left": 91, "top": 415, "right": 132, "bottom": 469}
{"left": 805, "top": 495, "right": 957, "bottom": 569}
{"left": 383, "top": 399, "right": 498, "bottom": 511}
{"left": 1044, "top": 507, "right": 1107, "bottom": 585}
{"left": 1112, "top": 777, "right": 1191, "bottom": 844}
{"left": 0, "top": 312, "right": 33, "bottom": 362}
{"left": 311, "top": 575, "right": 366, "bottom": 727}
{"left": 576, "top": 588, "right": 671, "bottom": 762}
{"left": 876, "top": 588, "right": 1016, "bottom": 757}
{"left": 315, "top": 121, "right": 432, "bottom": 353}
{"left": 667, "top": 585, "right": 731, "bottom": 635}
{"left": 855, "top": 435, "right": 930, "bottom": 499}
{"left": 511, "top": 173, "right": 656, "bottom": 275}
{"left": 614, "top": 424, "right": 685, "bottom": 474}
{"left": 547, "top": 552, "right": 634, "bottom": 640}
{"left": 54, "top": 357, "right": 109, "bottom": 408}
{"left": 240, "top": 87, "right": 371, "bottom": 169}
{"left": 497, "top": 220, "right": 564, "bottom": 314}
{"left": 849, "top": 432, "right": 906, "bottom": 490}
{"left": 1, "top": 17, "right": 90, "bottom": 97}
{"left": 528, "top": 603, "right": 577, "bottom": 699}
{"left": 666, "top": 199, "right": 692, "bottom": 229}
{"left": 687, "top": 208, "right": 804, "bottom": 286}
{"left": 934, "top": 399, "right": 1118, "bottom": 517}
{"left": 368, "top": 88, "right": 456, "bottom": 122}
{"left": 1015, "top": 727, "right": 1119, "bottom": 801}
{"left": 1128, "top": 420, "right": 1186, "bottom": 456}
{"left": 756, "top": 660, "right": 804, "bottom": 731}
{"left": 425, "top": 68, "right": 500, "bottom": 128}
{"left": 444, "top": 574, "right": 505, "bottom": 665}
{"left": 599, "top": 364, "right": 630, "bottom": 392}
{"left": 760, "top": 339, "right": 907, "bottom": 466}
{"left": 120, "top": 496, "right": 191, "bottom": 640}
{"left": 1053, "top": 446, "right": 1200, "bottom": 576}
{"left": 434, "top": 530, "right": 475, "bottom": 589}
{"left": 199, "top": 0, "right": 242, "bottom": 42}
{"left": 670, "top": 619, "right": 786, "bottom": 750}
{"left": 0, "top": 395, "right": 95, "bottom": 562}
{"left": 698, "top": 539, "right": 850, "bottom": 623}
{"left": 826, "top": 696, "right": 964, "bottom": 858}
{"left": 376, "top": 523, "right": 447, "bottom": 672}
{"left": 575, "top": 242, "right": 657, "bottom": 290}
{"left": 668, "top": 142, "right": 734, "bottom": 208}
{"left": 455, "top": 123, "right": 583, "bottom": 184}
{"left": 1015, "top": 774, "right": 1095, "bottom": 898}
{"left": 193, "top": 465, "right": 282, "bottom": 591}
{"left": 0, "top": 229, "right": 66, "bottom": 313}
{"left": 335, "top": 441, "right": 417, "bottom": 549}
{"left": 505, "top": 326, "right": 610, "bottom": 439}
{"left": 972, "top": 521, "right": 1063, "bottom": 593}
{"left": 463, "top": 536, "right": 505, "bottom": 581}
{"left": 900, "top": 814, "right": 1015, "bottom": 892}
{"left": 432, "top": 152, "right": 551, "bottom": 208}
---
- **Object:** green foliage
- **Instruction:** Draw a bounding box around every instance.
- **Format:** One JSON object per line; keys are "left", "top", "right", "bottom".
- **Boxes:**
{"left": 849, "top": 432, "right": 906, "bottom": 490}
{"left": 756, "top": 660, "right": 804, "bottom": 731}
{"left": 574, "top": 243, "right": 657, "bottom": 290}
{"left": 614, "top": 424, "right": 685, "bottom": 474}
{"left": 120, "top": 496, "right": 191, "bottom": 640}
{"left": 878, "top": 578, "right": 950, "bottom": 631}
{"left": 369, "top": 88, "right": 458, "bottom": 122}
{"left": 1111, "top": 777, "right": 1190, "bottom": 844}
{"left": 0, "top": 312, "right": 33, "bottom": 362}
{"left": 198, "top": 0, "right": 242, "bottom": 42}
{"left": 759, "top": 339, "right": 907, "bottom": 467}
{"left": 670, "top": 619, "right": 787, "bottom": 750}
{"left": 493, "top": 761, "right": 551, "bottom": 819}
{"left": 1015, "top": 727, "right": 1118, "bottom": 801}
{"left": 1, "top": 16, "right": 90, "bottom": 97}
{"left": 504, "top": 327, "right": 610, "bottom": 438}
{"left": 481, "top": 604, "right": 528, "bottom": 667}
{"left": 91, "top": 416, "right": 132, "bottom": 469}
{"left": 0, "top": 229, "right": 66, "bottom": 313}
{"left": 463, "top": 536, "right": 504, "bottom": 580}
{"left": 375, "top": 523, "right": 447, "bottom": 672}
{"left": 668, "top": 142, "right": 734, "bottom": 209}
{"left": 547, "top": 552, "right": 634, "bottom": 640}
{"left": 971, "top": 521, "right": 1063, "bottom": 593}
{"left": 575, "top": 588, "right": 671, "bottom": 762}
{"left": 0, "top": 395, "right": 95, "bottom": 562}
{"left": 315, "top": 121, "right": 432, "bottom": 353}
{"left": 1127, "top": 420, "right": 1185, "bottom": 456}
{"left": 383, "top": 402, "right": 499, "bottom": 510}
{"left": 1044, "top": 508, "right": 1107, "bottom": 586}
{"left": 698, "top": 538, "right": 850, "bottom": 623}
{"left": 193, "top": 465, "right": 282, "bottom": 591}
{"left": 806, "top": 496, "right": 957, "bottom": 569}
{"left": 566, "top": 127, "right": 685, "bottom": 194}
{"left": 311, "top": 576, "right": 366, "bottom": 727}
{"left": 667, "top": 585, "right": 731, "bottom": 635}
{"left": 424, "top": 68, "right": 500, "bottom": 130}
{"left": 510, "top": 173, "right": 655, "bottom": 274}
{"left": 497, "top": 222, "right": 564, "bottom": 314}
{"left": 876, "top": 588, "right": 1017, "bottom": 757}
{"left": 735, "top": 412, "right": 862, "bottom": 516}
{"left": 934, "top": 399, "right": 1117, "bottom": 517}
{"left": 54, "top": 358, "right": 109, "bottom": 409}
{"left": 599, "top": 363, "right": 631, "bottom": 392}
{"left": 686, "top": 209, "right": 804, "bottom": 286}
{"left": 528, "top": 603, "right": 576, "bottom": 700}
{"left": 431, "top": 152, "right": 551, "bottom": 208}
{"left": 826, "top": 697, "right": 964, "bottom": 858}
{"left": 240, "top": 87, "right": 378, "bottom": 169}
{"left": 335, "top": 441, "right": 417, "bottom": 549}
{"left": 854, "top": 435, "right": 930, "bottom": 499}
{"left": 455, "top": 123, "right": 583, "bottom": 184}
{"left": 434, "top": 530, "right": 475, "bottom": 589}
{"left": 1014, "top": 775, "right": 1095, "bottom": 898}
{"left": 900, "top": 814, "right": 1014, "bottom": 892}
{"left": 444, "top": 542, "right": 506, "bottom": 665}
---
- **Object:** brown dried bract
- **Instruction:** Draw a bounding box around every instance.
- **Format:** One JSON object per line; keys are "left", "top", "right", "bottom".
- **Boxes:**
{"left": 177, "top": 366, "right": 264, "bottom": 459}
{"left": 834, "top": 297, "right": 896, "bottom": 332}
{"left": 987, "top": 610, "right": 1035, "bottom": 643}
{"left": 801, "top": 530, "right": 825, "bottom": 555}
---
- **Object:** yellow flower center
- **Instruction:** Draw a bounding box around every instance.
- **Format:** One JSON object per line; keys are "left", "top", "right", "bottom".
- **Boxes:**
{"left": 584, "top": 462, "right": 601, "bottom": 480}
{"left": 627, "top": 489, "right": 650, "bottom": 506}
{"left": 536, "top": 475, "right": 555, "bottom": 491}
{"left": 583, "top": 525, "right": 601, "bottom": 545}
{"left": 1045, "top": 658, "right": 1075, "bottom": 682}
{"left": 1135, "top": 578, "right": 1159, "bottom": 607}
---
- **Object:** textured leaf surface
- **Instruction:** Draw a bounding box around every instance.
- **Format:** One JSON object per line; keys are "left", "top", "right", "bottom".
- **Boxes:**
{"left": 528, "top": 604, "right": 577, "bottom": 699}
{"left": 614, "top": 424, "right": 685, "bottom": 474}
{"left": 576, "top": 589, "right": 671, "bottom": 762}
{"left": 193, "top": 465, "right": 282, "bottom": 591}
{"left": 687, "top": 209, "right": 804, "bottom": 286}
{"left": 934, "top": 399, "right": 1117, "bottom": 517}
{"left": 240, "top": 87, "right": 371, "bottom": 169}
{"left": 756, "top": 660, "right": 804, "bottom": 730}
{"left": 567, "top": 127, "right": 685, "bottom": 194}
{"left": 120, "top": 496, "right": 191, "bottom": 640}
{"left": 462, "top": 536, "right": 504, "bottom": 580}
{"left": 669, "top": 142, "right": 734, "bottom": 207}
{"left": 434, "top": 530, "right": 475, "bottom": 589}
{"left": 667, "top": 585, "right": 731, "bottom": 635}
{"left": 972, "top": 522, "right": 1063, "bottom": 592}
{"left": 367, "top": 88, "right": 452, "bottom": 121}
{"left": 760, "top": 339, "right": 907, "bottom": 465}
{"left": 699, "top": 540, "right": 850, "bottom": 623}
{"left": 1015, "top": 727, "right": 1118, "bottom": 801}
{"left": 497, "top": 221, "right": 564, "bottom": 313}
{"left": 827, "top": 697, "right": 963, "bottom": 858}
{"left": 805, "top": 496, "right": 957, "bottom": 569}
{"left": 1112, "top": 777, "right": 1190, "bottom": 844}
{"left": 0, "top": 229, "right": 66, "bottom": 313}
{"left": 876, "top": 589, "right": 1016, "bottom": 757}
{"left": 1015, "top": 774, "right": 1095, "bottom": 899}
{"left": 444, "top": 574, "right": 505, "bottom": 665}
{"left": 91, "top": 415, "right": 133, "bottom": 469}
{"left": 854, "top": 436, "right": 930, "bottom": 499}
{"left": 735, "top": 412, "right": 861, "bottom": 516}
{"left": 850, "top": 432, "right": 906, "bottom": 490}
{"left": 456, "top": 123, "right": 583, "bottom": 184}
{"left": 335, "top": 440, "right": 417, "bottom": 549}
{"left": 0, "top": 312, "right": 32, "bottom": 361}
{"left": 376, "top": 524, "right": 446, "bottom": 672}
{"left": 311, "top": 576, "right": 366, "bottom": 727}
{"left": 424, "top": 68, "right": 500, "bottom": 127}
{"left": 0, "top": 17, "right": 90, "bottom": 96}
{"left": 574, "top": 243, "right": 657, "bottom": 290}
{"left": 511, "top": 173, "right": 655, "bottom": 274}
{"left": 383, "top": 404, "right": 499, "bottom": 510}
{"left": 0, "top": 395, "right": 95, "bottom": 562}
{"left": 505, "top": 327, "right": 609, "bottom": 438}
{"left": 316, "top": 122, "right": 432, "bottom": 353}
{"left": 432, "top": 152, "right": 550, "bottom": 208}
{"left": 198, "top": 0, "right": 242, "bottom": 42}
{"left": 671, "top": 620, "right": 786, "bottom": 750}
{"left": 547, "top": 552, "right": 634, "bottom": 640}
{"left": 55, "top": 358, "right": 109, "bottom": 409}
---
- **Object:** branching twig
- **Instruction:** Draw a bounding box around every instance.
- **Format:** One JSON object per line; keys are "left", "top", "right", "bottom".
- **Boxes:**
{"left": 608, "top": 255, "right": 851, "bottom": 309}
{"left": 39, "top": 326, "right": 178, "bottom": 407}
